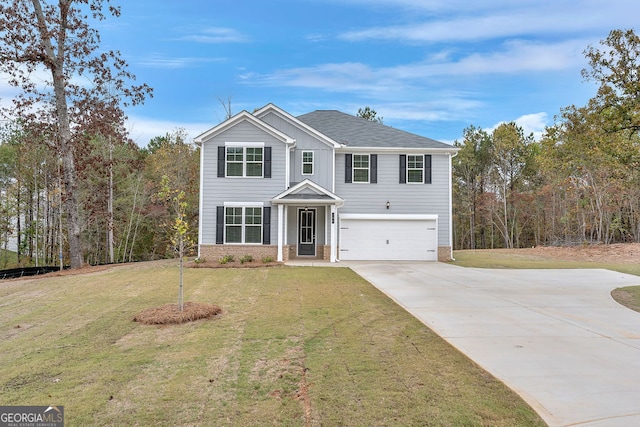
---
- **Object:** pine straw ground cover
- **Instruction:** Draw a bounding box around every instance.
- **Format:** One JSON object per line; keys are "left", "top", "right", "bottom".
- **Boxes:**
{"left": 133, "top": 302, "right": 222, "bottom": 325}
{"left": 0, "top": 260, "right": 545, "bottom": 426}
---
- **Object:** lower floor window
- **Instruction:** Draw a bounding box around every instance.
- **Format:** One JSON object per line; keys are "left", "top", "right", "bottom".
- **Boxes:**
{"left": 225, "top": 206, "right": 262, "bottom": 243}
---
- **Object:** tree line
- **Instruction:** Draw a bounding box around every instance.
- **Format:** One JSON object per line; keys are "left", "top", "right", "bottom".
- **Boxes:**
{"left": 0, "top": 126, "right": 199, "bottom": 268}
{"left": 453, "top": 29, "right": 640, "bottom": 249}
{"left": 2, "top": 2, "right": 639, "bottom": 266}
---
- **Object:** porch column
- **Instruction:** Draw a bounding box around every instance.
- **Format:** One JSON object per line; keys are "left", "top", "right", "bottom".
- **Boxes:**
{"left": 330, "top": 204, "right": 337, "bottom": 262}
{"left": 277, "top": 204, "right": 284, "bottom": 262}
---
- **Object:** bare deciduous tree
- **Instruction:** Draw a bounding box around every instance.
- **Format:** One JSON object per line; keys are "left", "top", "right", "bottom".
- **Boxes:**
{"left": 0, "top": 0, "right": 152, "bottom": 268}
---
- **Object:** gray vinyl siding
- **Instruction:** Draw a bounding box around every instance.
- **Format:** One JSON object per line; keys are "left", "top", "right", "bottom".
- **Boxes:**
{"left": 260, "top": 111, "right": 335, "bottom": 190}
{"left": 335, "top": 152, "right": 452, "bottom": 246}
{"left": 199, "top": 121, "right": 287, "bottom": 245}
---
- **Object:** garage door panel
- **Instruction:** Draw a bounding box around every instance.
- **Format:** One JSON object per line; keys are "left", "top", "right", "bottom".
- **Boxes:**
{"left": 339, "top": 216, "right": 437, "bottom": 261}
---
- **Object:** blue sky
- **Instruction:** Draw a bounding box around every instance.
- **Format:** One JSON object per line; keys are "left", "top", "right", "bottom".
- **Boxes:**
{"left": 30, "top": 1, "right": 640, "bottom": 145}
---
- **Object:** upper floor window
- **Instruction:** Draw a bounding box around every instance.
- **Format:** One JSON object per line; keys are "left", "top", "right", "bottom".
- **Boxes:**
{"left": 302, "top": 151, "right": 314, "bottom": 175}
{"left": 406, "top": 155, "right": 424, "bottom": 183}
{"left": 345, "top": 153, "right": 377, "bottom": 183}
{"left": 353, "top": 154, "right": 370, "bottom": 183}
{"left": 218, "top": 145, "right": 271, "bottom": 179}
{"left": 226, "top": 146, "right": 263, "bottom": 177}
{"left": 399, "top": 154, "right": 431, "bottom": 184}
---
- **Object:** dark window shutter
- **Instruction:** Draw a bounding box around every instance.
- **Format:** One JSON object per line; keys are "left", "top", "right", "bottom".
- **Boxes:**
{"left": 399, "top": 154, "right": 406, "bottom": 184}
{"left": 345, "top": 154, "right": 352, "bottom": 183}
{"left": 218, "top": 147, "right": 225, "bottom": 177}
{"left": 216, "top": 206, "right": 224, "bottom": 244}
{"left": 424, "top": 155, "right": 432, "bottom": 184}
{"left": 264, "top": 147, "right": 272, "bottom": 178}
{"left": 262, "top": 207, "right": 271, "bottom": 244}
{"left": 370, "top": 154, "right": 377, "bottom": 183}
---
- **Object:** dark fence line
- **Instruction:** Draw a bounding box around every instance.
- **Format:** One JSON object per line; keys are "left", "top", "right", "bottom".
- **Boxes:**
{"left": 0, "top": 266, "right": 68, "bottom": 280}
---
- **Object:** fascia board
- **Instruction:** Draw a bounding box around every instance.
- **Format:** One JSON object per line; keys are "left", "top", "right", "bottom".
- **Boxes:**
{"left": 255, "top": 104, "right": 342, "bottom": 149}
{"left": 335, "top": 146, "right": 459, "bottom": 154}
{"left": 194, "top": 110, "right": 295, "bottom": 145}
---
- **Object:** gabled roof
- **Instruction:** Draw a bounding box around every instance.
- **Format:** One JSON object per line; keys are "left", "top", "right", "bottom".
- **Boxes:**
{"left": 254, "top": 103, "right": 342, "bottom": 149}
{"left": 193, "top": 110, "right": 295, "bottom": 146}
{"left": 271, "top": 179, "right": 344, "bottom": 206}
{"left": 297, "top": 110, "right": 453, "bottom": 150}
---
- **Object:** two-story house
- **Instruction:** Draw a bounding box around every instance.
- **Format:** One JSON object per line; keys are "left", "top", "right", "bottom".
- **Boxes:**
{"left": 194, "top": 103, "right": 458, "bottom": 263}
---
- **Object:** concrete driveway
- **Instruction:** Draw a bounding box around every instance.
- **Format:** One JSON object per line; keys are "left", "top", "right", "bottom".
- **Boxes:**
{"left": 347, "top": 262, "right": 640, "bottom": 427}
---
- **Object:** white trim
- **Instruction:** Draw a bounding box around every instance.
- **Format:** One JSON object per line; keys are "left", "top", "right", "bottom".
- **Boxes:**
{"left": 271, "top": 179, "right": 344, "bottom": 207}
{"left": 340, "top": 214, "right": 438, "bottom": 221}
{"left": 223, "top": 201, "right": 264, "bottom": 207}
{"left": 194, "top": 110, "right": 295, "bottom": 146}
{"left": 225, "top": 141, "right": 265, "bottom": 147}
{"left": 224, "top": 146, "right": 265, "bottom": 178}
{"left": 449, "top": 151, "right": 457, "bottom": 259}
{"left": 297, "top": 207, "right": 317, "bottom": 257}
{"left": 254, "top": 103, "right": 342, "bottom": 149}
{"left": 337, "top": 146, "right": 458, "bottom": 154}
{"left": 277, "top": 204, "right": 284, "bottom": 262}
{"left": 352, "top": 153, "right": 370, "bottom": 184}
{"left": 302, "top": 150, "right": 314, "bottom": 175}
{"left": 330, "top": 205, "right": 337, "bottom": 262}
{"left": 223, "top": 205, "right": 264, "bottom": 245}
{"left": 198, "top": 141, "right": 205, "bottom": 257}
{"left": 406, "top": 154, "right": 425, "bottom": 184}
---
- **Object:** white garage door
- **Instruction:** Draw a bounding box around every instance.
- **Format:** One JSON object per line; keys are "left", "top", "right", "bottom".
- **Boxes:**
{"left": 339, "top": 214, "right": 438, "bottom": 261}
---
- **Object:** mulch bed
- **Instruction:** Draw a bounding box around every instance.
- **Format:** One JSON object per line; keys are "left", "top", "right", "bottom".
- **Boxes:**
{"left": 187, "top": 260, "right": 284, "bottom": 269}
{"left": 133, "top": 301, "right": 222, "bottom": 325}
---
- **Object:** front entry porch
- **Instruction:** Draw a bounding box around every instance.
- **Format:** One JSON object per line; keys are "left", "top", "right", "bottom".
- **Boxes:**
{"left": 271, "top": 180, "right": 344, "bottom": 263}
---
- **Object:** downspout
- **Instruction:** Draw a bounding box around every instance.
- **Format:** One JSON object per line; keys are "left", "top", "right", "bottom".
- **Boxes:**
{"left": 449, "top": 151, "right": 458, "bottom": 261}
{"left": 197, "top": 141, "right": 205, "bottom": 258}
{"left": 285, "top": 140, "right": 296, "bottom": 189}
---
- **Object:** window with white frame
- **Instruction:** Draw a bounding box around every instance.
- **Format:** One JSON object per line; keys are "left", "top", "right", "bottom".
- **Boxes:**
{"left": 352, "top": 154, "right": 369, "bottom": 183}
{"left": 302, "top": 151, "right": 314, "bottom": 175}
{"left": 225, "top": 206, "right": 262, "bottom": 243}
{"left": 406, "top": 155, "right": 424, "bottom": 183}
{"left": 226, "top": 146, "right": 263, "bottom": 177}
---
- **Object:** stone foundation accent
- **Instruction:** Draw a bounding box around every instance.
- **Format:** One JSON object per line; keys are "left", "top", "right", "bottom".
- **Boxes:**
{"left": 438, "top": 246, "right": 452, "bottom": 262}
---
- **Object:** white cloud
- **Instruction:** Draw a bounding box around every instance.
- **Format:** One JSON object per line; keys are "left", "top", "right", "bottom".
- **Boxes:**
{"left": 486, "top": 112, "right": 549, "bottom": 140}
{"left": 244, "top": 38, "right": 588, "bottom": 94}
{"left": 125, "top": 115, "right": 212, "bottom": 147}
{"left": 137, "top": 55, "right": 225, "bottom": 69}
{"left": 178, "top": 27, "right": 250, "bottom": 44}
{"left": 338, "top": 1, "right": 635, "bottom": 43}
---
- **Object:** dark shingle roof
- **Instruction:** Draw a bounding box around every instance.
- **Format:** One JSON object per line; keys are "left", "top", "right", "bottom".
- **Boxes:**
{"left": 297, "top": 110, "right": 450, "bottom": 149}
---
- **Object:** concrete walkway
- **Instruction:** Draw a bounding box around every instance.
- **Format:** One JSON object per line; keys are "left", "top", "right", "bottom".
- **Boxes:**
{"left": 343, "top": 262, "right": 640, "bottom": 427}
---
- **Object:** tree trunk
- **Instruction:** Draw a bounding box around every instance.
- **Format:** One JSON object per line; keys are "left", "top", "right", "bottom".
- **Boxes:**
{"left": 32, "top": 0, "right": 83, "bottom": 268}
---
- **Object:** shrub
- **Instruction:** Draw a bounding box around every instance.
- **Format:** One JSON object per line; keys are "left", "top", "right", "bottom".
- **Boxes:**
{"left": 219, "top": 255, "right": 235, "bottom": 264}
{"left": 240, "top": 255, "right": 253, "bottom": 264}
{"left": 262, "top": 256, "right": 274, "bottom": 263}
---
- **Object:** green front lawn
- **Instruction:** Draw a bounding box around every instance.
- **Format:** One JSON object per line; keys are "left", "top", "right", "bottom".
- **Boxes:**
{"left": 0, "top": 261, "right": 545, "bottom": 426}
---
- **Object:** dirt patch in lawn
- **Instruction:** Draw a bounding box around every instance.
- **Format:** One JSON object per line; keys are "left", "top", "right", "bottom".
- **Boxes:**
{"left": 133, "top": 302, "right": 222, "bottom": 325}
{"left": 490, "top": 243, "right": 640, "bottom": 264}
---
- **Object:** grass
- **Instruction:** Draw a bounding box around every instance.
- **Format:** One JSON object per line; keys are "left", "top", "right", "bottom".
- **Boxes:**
{"left": 453, "top": 249, "right": 640, "bottom": 314}
{"left": 453, "top": 249, "right": 640, "bottom": 276}
{"left": 0, "top": 248, "right": 19, "bottom": 269}
{"left": 0, "top": 260, "right": 545, "bottom": 426}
